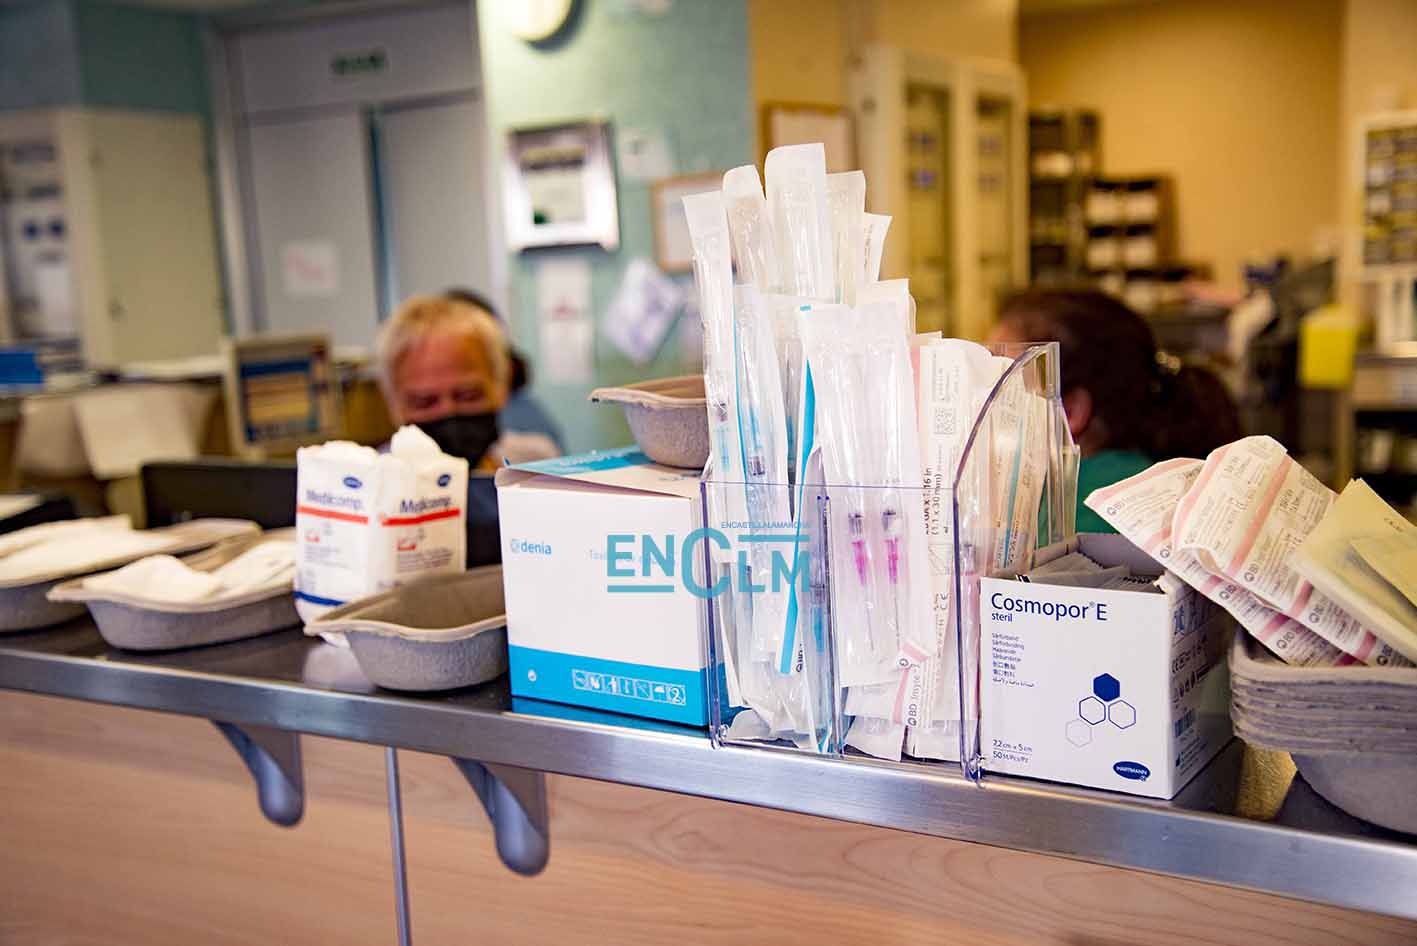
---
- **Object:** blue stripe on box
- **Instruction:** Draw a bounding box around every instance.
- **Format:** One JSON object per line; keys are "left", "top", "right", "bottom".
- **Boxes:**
{"left": 294, "top": 590, "right": 345, "bottom": 607}
{"left": 507, "top": 645, "right": 708, "bottom": 727}
{"left": 511, "top": 446, "right": 649, "bottom": 476}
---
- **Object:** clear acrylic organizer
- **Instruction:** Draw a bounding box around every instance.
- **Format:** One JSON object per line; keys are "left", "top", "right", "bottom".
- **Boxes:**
{"left": 703, "top": 343, "right": 1075, "bottom": 776}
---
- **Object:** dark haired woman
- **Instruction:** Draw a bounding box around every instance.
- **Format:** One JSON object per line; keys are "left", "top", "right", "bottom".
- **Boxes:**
{"left": 993, "top": 289, "right": 1242, "bottom": 533}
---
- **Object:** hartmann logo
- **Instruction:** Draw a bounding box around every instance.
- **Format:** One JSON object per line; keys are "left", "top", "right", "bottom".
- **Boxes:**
{"left": 605, "top": 528, "right": 807, "bottom": 600}
{"left": 511, "top": 539, "right": 553, "bottom": 555}
{"left": 989, "top": 592, "right": 1109, "bottom": 623}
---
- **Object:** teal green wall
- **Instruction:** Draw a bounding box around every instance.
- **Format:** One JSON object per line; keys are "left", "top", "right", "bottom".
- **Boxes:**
{"left": 0, "top": 1, "right": 82, "bottom": 111}
{"left": 0, "top": 0, "right": 207, "bottom": 115}
{"left": 75, "top": 1, "right": 209, "bottom": 115}
{"left": 478, "top": 0, "right": 752, "bottom": 454}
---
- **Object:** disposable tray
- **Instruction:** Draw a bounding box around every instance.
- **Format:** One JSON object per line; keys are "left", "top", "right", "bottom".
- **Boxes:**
{"left": 1230, "top": 633, "right": 1417, "bottom": 833}
{"left": 305, "top": 566, "right": 507, "bottom": 692}
{"left": 0, "top": 518, "right": 261, "bottom": 632}
{"left": 590, "top": 376, "right": 709, "bottom": 469}
{"left": 48, "top": 530, "right": 298, "bottom": 651}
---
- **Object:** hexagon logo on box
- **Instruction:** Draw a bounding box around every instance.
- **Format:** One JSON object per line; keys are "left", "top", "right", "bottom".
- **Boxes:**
{"left": 1108, "top": 699, "right": 1136, "bottom": 730}
{"left": 1066, "top": 672, "right": 1135, "bottom": 748}
{"left": 1078, "top": 696, "right": 1106, "bottom": 725}
{"left": 1092, "top": 673, "right": 1121, "bottom": 703}
{"left": 1065, "top": 718, "right": 1093, "bottom": 747}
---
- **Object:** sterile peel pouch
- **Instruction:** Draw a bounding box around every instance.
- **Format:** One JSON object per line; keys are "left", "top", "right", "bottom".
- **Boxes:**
{"left": 986, "top": 358, "right": 1049, "bottom": 575}
{"left": 858, "top": 279, "right": 916, "bottom": 335}
{"left": 723, "top": 165, "right": 780, "bottom": 292}
{"left": 905, "top": 338, "right": 998, "bottom": 759}
{"left": 686, "top": 190, "right": 748, "bottom": 564}
{"left": 765, "top": 144, "right": 832, "bottom": 301}
{"left": 295, "top": 426, "right": 468, "bottom": 623}
{"left": 845, "top": 715, "right": 905, "bottom": 763}
{"left": 863, "top": 213, "right": 891, "bottom": 283}
{"left": 731, "top": 286, "right": 793, "bottom": 669}
{"left": 1085, "top": 458, "right": 1354, "bottom": 667}
{"left": 826, "top": 170, "right": 865, "bottom": 305}
{"left": 1292, "top": 479, "right": 1417, "bottom": 664}
{"left": 1170, "top": 436, "right": 1410, "bottom": 666}
{"left": 766, "top": 294, "right": 808, "bottom": 483}
{"left": 799, "top": 302, "right": 933, "bottom": 689}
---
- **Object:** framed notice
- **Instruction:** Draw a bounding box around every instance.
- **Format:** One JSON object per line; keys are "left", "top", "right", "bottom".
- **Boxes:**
{"left": 761, "top": 102, "right": 855, "bottom": 172}
{"left": 503, "top": 119, "right": 620, "bottom": 251}
{"left": 650, "top": 171, "right": 722, "bottom": 273}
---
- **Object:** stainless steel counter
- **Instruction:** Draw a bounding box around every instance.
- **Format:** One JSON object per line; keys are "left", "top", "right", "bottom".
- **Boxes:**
{"left": 3, "top": 621, "right": 1416, "bottom": 920}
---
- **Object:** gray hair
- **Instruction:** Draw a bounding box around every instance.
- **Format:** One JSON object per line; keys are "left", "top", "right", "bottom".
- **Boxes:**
{"left": 375, "top": 294, "right": 511, "bottom": 398}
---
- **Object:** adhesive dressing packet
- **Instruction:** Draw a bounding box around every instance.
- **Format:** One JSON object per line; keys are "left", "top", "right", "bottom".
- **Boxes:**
{"left": 1085, "top": 458, "right": 1353, "bottom": 667}
{"left": 1170, "top": 436, "right": 1409, "bottom": 666}
{"left": 1292, "top": 479, "right": 1417, "bottom": 664}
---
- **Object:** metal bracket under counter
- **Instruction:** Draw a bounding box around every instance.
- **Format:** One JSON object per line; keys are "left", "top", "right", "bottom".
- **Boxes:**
{"left": 214, "top": 720, "right": 549, "bottom": 879}
{"left": 451, "top": 759, "right": 550, "bottom": 876}
{"left": 3, "top": 624, "right": 1417, "bottom": 922}
{"left": 214, "top": 720, "right": 305, "bottom": 827}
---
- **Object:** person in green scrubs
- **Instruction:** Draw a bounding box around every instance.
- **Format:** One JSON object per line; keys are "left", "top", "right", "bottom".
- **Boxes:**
{"left": 992, "top": 290, "right": 1241, "bottom": 533}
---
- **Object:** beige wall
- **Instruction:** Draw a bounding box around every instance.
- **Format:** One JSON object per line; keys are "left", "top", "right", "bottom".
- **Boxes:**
{"left": 748, "top": 0, "right": 1018, "bottom": 117}
{"left": 1338, "top": 0, "right": 1417, "bottom": 303}
{"left": 1020, "top": 0, "right": 1343, "bottom": 289}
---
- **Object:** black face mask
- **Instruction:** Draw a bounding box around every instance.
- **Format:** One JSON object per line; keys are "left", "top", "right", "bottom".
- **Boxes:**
{"left": 418, "top": 412, "right": 500, "bottom": 465}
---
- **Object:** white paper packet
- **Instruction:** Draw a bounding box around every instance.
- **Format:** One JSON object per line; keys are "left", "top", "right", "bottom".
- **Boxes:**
{"left": 1170, "top": 436, "right": 1408, "bottom": 666}
{"left": 1085, "top": 457, "right": 1352, "bottom": 668}
{"left": 1293, "top": 479, "right": 1417, "bottom": 664}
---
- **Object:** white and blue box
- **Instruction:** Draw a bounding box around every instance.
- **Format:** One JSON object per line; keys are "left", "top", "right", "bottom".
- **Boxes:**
{"left": 979, "top": 534, "right": 1233, "bottom": 799}
{"left": 494, "top": 448, "right": 709, "bottom": 727}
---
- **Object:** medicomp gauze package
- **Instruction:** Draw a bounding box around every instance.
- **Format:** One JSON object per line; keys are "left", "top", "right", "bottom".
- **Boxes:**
{"left": 295, "top": 426, "right": 468, "bottom": 622}
{"left": 980, "top": 534, "right": 1233, "bottom": 799}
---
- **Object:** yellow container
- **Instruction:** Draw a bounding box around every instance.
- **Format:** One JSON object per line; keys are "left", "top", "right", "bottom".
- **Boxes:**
{"left": 1299, "top": 304, "right": 1361, "bottom": 389}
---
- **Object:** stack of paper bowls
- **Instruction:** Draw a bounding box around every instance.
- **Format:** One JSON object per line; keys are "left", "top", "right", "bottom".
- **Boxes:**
{"left": 1229, "top": 633, "right": 1417, "bottom": 834}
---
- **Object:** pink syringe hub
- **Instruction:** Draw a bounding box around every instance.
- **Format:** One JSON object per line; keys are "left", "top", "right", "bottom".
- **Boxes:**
{"left": 851, "top": 538, "right": 869, "bottom": 584}
{"left": 886, "top": 537, "right": 901, "bottom": 584}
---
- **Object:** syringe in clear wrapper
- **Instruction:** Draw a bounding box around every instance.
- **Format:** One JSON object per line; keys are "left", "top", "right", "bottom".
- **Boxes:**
{"left": 880, "top": 496, "right": 903, "bottom": 585}
{"left": 843, "top": 500, "right": 879, "bottom": 654}
{"left": 709, "top": 392, "right": 733, "bottom": 474}
{"left": 880, "top": 485, "right": 907, "bottom": 662}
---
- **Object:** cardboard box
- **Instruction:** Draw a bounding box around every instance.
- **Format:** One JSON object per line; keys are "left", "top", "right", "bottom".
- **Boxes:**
{"left": 979, "top": 534, "right": 1232, "bottom": 798}
{"left": 495, "top": 447, "right": 708, "bottom": 726}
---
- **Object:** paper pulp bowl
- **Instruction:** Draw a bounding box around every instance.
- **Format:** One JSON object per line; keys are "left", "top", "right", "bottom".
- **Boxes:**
{"left": 590, "top": 376, "right": 709, "bottom": 470}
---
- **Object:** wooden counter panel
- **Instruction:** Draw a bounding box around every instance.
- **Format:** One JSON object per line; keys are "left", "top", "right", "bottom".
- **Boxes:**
{"left": 2, "top": 692, "right": 1414, "bottom": 946}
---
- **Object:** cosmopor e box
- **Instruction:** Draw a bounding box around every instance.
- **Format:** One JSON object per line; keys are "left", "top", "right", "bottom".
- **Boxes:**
{"left": 979, "top": 534, "right": 1233, "bottom": 799}
{"left": 494, "top": 447, "right": 708, "bottom": 727}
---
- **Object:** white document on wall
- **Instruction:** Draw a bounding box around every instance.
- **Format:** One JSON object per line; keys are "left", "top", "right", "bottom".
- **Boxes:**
{"left": 616, "top": 127, "right": 675, "bottom": 182}
{"left": 601, "top": 257, "right": 684, "bottom": 364}
{"left": 536, "top": 256, "right": 594, "bottom": 385}
{"left": 281, "top": 240, "right": 340, "bottom": 297}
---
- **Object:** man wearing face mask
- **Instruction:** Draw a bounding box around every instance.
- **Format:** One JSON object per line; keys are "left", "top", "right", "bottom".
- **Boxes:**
{"left": 376, "top": 294, "right": 559, "bottom": 563}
